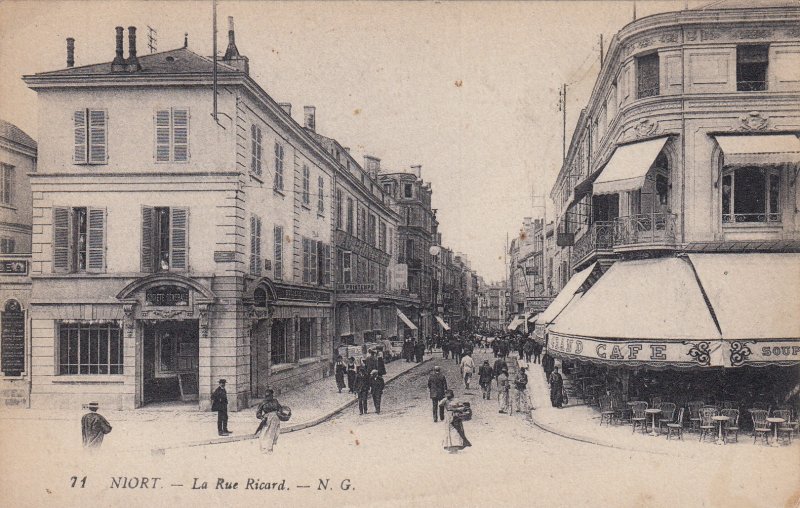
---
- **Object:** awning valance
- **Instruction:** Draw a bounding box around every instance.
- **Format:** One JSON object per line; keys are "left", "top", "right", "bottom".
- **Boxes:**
{"left": 537, "top": 262, "right": 598, "bottom": 326}
{"left": 435, "top": 315, "right": 451, "bottom": 331}
{"left": 507, "top": 315, "right": 525, "bottom": 331}
{"left": 593, "top": 137, "right": 670, "bottom": 196}
{"left": 715, "top": 134, "right": 800, "bottom": 167}
{"left": 528, "top": 313, "right": 539, "bottom": 324}
{"left": 396, "top": 308, "right": 418, "bottom": 330}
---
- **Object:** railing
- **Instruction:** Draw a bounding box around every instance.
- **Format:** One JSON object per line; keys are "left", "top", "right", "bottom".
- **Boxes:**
{"left": 736, "top": 81, "right": 767, "bottom": 92}
{"left": 613, "top": 213, "right": 677, "bottom": 249}
{"left": 722, "top": 213, "right": 781, "bottom": 224}
{"left": 571, "top": 221, "right": 614, "bottom": 267}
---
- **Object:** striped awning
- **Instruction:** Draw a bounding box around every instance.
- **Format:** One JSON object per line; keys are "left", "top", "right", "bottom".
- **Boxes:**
{"left": 435, "top": 315, "right": 451, "bottom": 331}
{"left": 396, "top": 308, "right": 418, "bottom": 331}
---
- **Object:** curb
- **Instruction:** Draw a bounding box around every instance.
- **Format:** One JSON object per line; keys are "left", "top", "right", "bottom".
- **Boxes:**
{"left": 153, "top": 355, "right": 437, "bottom": 453}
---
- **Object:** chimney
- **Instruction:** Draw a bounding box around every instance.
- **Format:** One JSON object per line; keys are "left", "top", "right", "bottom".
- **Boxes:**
{"left": 303, "top": 106, "right": 316, "bottom": 132}
{"left": 343, "top": 147, "right": 351, "bottom": 153}
{"left": 364, "top": 155, "right": 381, "bottom": 178}
{"left": 411, "top": 164, "right": 422, "bottom": 179}
{"left": 278, "top": 103, "right": 292, "bottom": 116}
{"left": 222, "top": 17, "right": 249, "bottom": 74}
{"left": 127, "top": 26, "right": 141, "bottom": 71}
{"left": 66, "top": 38, "right": 75, "bottom": 68}
{"left": 111, "top": 26, "right": 126, "bottom": 71}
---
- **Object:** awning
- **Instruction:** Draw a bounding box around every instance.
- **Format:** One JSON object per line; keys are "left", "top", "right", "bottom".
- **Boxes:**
{"left": 435, "top": 315, "right": 451, "bottom": 331}
{"left": 593, "top": 136, "right": 670, "bottom": 196}
{"left": 528, "top": 313, "right": 539, "bottom": 324}
{"left": 507, "top": 315, "right": 525, "bottom": 331}
{"left": 537, "top": 262, "right": 598, "bottom": 326}
{"left": 396, "top": 308, "right": 418, "bottom": 331}
{"left": 715, "top": 134, "right": 800, "bottom": 166}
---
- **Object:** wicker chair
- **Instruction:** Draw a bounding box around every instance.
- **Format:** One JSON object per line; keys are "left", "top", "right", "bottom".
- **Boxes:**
{"left": 720, "top": 409, "right": 740, "bottom": 443}
{"left": 750, "top": 409, "right": 771, "bottom": 445}
{"left": 631, "top": 401, "right": 648, "bottom": 434}
{"left": 772, "top": 409, "right": 794, "bottom": 445}
{"left": 721, "top": 400, "right": 737, "bottom": 410}
{"left": 698, "top": 407, "right": 718, "bottom": 443}
{"left": 651, "top": 397, "right": 662, "bottom": 410}
{"left": 599, "top": 395, "right": 615, "bottom": 426}
{"left": 666, "top": 407, "right": 685, "bottom": 440}
{"left": 658, "top": 403, "right": 677, "bottom": 433}
{"left": 687, "top": 401, "right": 704, "bottom": 431}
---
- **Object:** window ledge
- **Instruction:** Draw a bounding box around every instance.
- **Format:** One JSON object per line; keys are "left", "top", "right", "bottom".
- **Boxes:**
{"left": 317, "top": 212, "right": 325, "bottom": 219}
{"left": 722, "top": 222, "right": 782, "bottom": 230}
{"left": 0, "top": 204, "right": 17, "bottom": 211}
{"left": 299, "top": 356, "right": 320, "bottom": 366}
{"left": 301, "top": 203, "right": 311, "bottom": 211}
{"left": 249, "top": 173, "right": 264, "bottom": 184}
{"left": 271, "top": 363, "right": 293, "bottom": 373}
{"left": 52, "top": 375, "right": 125, "bottom": 384}
{"left": 273, "top": 189, "right": 285, "bottom": 198}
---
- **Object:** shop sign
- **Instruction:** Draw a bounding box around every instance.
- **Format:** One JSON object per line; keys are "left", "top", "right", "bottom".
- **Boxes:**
{"left": 1, "top": 300, "right": 25, "bottom": 376}
{"left": 0, "top": 259, "right": 27, "bottom": 275}
{"left": 145, "top": 285, "right": 190, "bottom": 306}
{"left": 275, "top": 284, "right": 331, "bottom": 303}
{"left": 728, "top": 340, "right": 800, "bottom": 367}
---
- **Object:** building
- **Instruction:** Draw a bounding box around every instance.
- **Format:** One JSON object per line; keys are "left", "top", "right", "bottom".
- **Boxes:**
{"left": 508, "top": 217, "right": 553, "bottom": 329}
{"left": 539, "top": 1, "right": 800, "bottom": 378}
{"left": 0, "top": 119, "right": 36, "bottom": 407}
{"left": 477, "top": 281, "right": 509, "bottom": 332}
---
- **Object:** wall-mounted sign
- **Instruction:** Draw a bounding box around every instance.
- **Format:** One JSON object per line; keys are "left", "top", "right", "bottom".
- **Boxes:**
{"left": 0, "top": 260, "right": 28, "bottom": 275}
{"left": 145, "top": 285, "right": 190, "bottom": 306}
{"left": 524, "top": 266, "right": 538, "bottom": 276}
{"left": 1, "top": 300, "right": 25, "bottom": 376}
{"left": 275, "top": 284, "right": 331, "bottom": 303}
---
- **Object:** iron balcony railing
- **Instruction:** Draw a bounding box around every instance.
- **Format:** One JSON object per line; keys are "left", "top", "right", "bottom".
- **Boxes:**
{"left": 613, "top": 212, "right": 677, "bottom": 249}
{"left": 722, "top": 212, "right": 781, "bottom": 224}
{"left": 571, "top": 221, "right": 614, "bottom": 267}
{"left": 736, "top": 80, "right": 767, "bottom": 92}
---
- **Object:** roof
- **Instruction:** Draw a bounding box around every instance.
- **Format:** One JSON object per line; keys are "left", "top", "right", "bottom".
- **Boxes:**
{"left": 0, "top": 119, "right": 37, "bottom": 150}
{"left": 28, "top": 47, "right": 240, "bottom": 78}
{"left": 694, "top": 0, "right": 799, "bottom": 9}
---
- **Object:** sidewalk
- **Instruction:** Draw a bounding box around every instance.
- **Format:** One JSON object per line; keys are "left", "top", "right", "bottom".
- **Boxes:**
{"left": 0, "top": 354, "right": 435, "bottom": 454}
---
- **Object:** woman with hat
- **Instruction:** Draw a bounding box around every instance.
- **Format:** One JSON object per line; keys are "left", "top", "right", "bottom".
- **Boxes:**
{"left": 255, "top": 389, "right": 284, "bottom": 453}
{"left": 438, "top": 389, "right": 472, "bottom": 452}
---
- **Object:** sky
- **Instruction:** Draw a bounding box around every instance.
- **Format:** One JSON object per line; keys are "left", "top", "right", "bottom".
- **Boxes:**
{"left": 0, "top": 0, "right": 709, "bottom": 282}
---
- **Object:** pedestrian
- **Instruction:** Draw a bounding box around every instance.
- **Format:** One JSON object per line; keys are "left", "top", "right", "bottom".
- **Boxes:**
{"left": 517, "top": 337, "right": 525, "bottom": 359}
{"left": 523, "top": 339, "right": 534, "bottom": 363}
{"left": 441, "top": 338, "right": 450, "bottom": 360}
{"left": 335, "top": 355, "right": 347, "bottom": 393}
{"left": 493, "top": 356, "right": 508, "bottom": 381}
{"left": 81, "top": 402, "right": 112, "bottom": 451}
{"left": 347, "top": 357, "right": 357, "bottom": 394}
{"left": 452, "top": 339, "right": 462, "bottom": 364}
{"left": 550, "top": 367, "right": 564, "bottom": 408}
{"left": 497, "top": 368, "right": 510, "bottom": 413}
{"left": 370, "top": 369, "right": 385, "bottom": 414}
{"left": 514, "top": 367, "right": 529, "bottom": 411}
{"left": 212, "top": 379, "right": 231, "bottom": 436}
{"left": 533, "top": 341, "right": 543, "bottom": 364}
{"left": 255, "top": 389, "right": 283, "bottom": 453}
{"left": 377, "top": 351, "right": 387, "bottom": 376}
{"left": 355, "top": 367, "right": 370, "bottom": 415}
{"left": 365, "top": 350, "right": 379, "bottom": 375}
{"left": 427, "top": 365, "right": 448, "bottom": 422}
{"left": 542, "top": 352, "right": 554, "bottom": 381}
{"left": 415, "top": 340, "right": 425, "bottom": 363}
{"left": 439, "top": 390, "right": 472, "bottom": 451}
{"left": 478, "top": 360, "right": 493, "bottom": 400}
{"left": 459, "top": 351, "right": 475, "bottom": 390}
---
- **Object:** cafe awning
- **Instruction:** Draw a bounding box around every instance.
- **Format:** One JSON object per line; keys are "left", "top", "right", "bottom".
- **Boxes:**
{"left": 396, "top": 308, "right": 418, "bottom": 331}
{"left": 435, "top": 315, "right": 451, "bottom": 331}
{"left": 537, "top": 262, "right": 598, "bottom": 326}
{"left": 593, "top": 136, "right": 670, "bottom": 196}
{"left": 715, "top": 134, "right": 800, "bottom": 167}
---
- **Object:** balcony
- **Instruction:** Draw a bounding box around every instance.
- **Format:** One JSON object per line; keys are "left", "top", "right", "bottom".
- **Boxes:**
{"left": 571, "top": 221, "right": 614, "bottom": 270}
{"left": 613, "top": 213, "right": 678, "bottom": 252}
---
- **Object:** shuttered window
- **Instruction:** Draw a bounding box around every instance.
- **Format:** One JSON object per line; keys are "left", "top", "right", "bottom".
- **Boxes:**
{"left": 169, "top": 207, "right": 188, "bottom": 270}
{"left": 140, "top": 206, "right": 188, "bottom": 272}
{"left": 250, "top": 215, "right": 262, "bottom": 276}
{"left": 302, "top": 165, "right": 310, "bottom": 205}
{"left": 73, "top": 109, "right": 107, "bottom": 165}
{"left": 274, "top": 143, "right": 284, "bottom": 191}
{"left": 273, "top": 225, "right": 283, "bottom": 280}
{"left": 155, "top": 108, "right": 190, "bottom": 162}
{"left": 52, "top": 206, "right": 106, "bottom": 273}
{"left": 317, "top": 176, "right": 325, "bottom": 214}
{"left": 251, "top": 125, "right": 263, "bottom": 175}
{"left": 1, "top": 164, "right": 14, "bottom": 205}
{"left": 342, "top": 251, "right": 352, "bottom": 284}
{"left": 86, "top": 208, "right": 106, "bottom": 272}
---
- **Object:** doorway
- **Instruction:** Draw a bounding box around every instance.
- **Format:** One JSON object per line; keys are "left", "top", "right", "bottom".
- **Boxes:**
{"left": 250, "top": 320, "right": 270, "bottom": 399}
{"left": 143, "top": 320, "right": 199, "bottom": 405}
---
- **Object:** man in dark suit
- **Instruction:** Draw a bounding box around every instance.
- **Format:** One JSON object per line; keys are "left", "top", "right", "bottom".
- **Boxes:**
{"left": 212, "top": 379, "right": 231, "bottom": 436}
{"left": 370, "top": 370, "right": 385, "bottom": 414}
{"left": 427, "top": 366, "right": 448, "bottom": 422}
{"left": 365, "top": 350, "right": 379, "bottom": 375}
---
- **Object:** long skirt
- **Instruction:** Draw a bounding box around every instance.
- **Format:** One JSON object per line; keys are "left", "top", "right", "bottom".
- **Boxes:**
{"left": 257, "top": 413, "right": 281, "bottom": 453}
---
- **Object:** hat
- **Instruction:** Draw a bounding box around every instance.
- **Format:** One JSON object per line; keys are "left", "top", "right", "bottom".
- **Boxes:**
{"left": 264, "top": 388, "right": 274, "bottom": 398}
{"left": 434, "top": 366, "right": 441, "bottom": 372}
{"left": 218, "top": 379, "right": 227, "bottom": 384}
{"left": 483, "top": 360, "right": 490, "bottom": 364}
{"left": 87, "top": 402, "right": 99, "bottom": 410}
{"left": 371, "top": 369, "right": 379, "bottom": 375}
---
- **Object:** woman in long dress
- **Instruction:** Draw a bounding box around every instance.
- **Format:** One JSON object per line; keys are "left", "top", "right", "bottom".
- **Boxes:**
{"left": 550, "top": 367, "right": 564, "bottom": 408}
{"left": 334, "top": 355, "right": 347, "bottom": 393}
{"left": 439, "top": 390, "right": 471, "bottom": 452}
{"left": 255, "top": 389, "right": 283, "bottom": 453}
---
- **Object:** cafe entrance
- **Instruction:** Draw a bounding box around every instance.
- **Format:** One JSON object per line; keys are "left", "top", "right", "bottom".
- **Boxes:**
{"left": 142, "top": 320, "right": 199, "bottom": 404}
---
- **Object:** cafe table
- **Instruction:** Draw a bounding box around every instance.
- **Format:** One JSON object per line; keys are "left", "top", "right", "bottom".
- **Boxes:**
{"left": 711, "top": 415, "right": 729, "bottom": 445}
{"left": 766, "top": 417, "right": 785, "bottom": 447}
{"left": 645, "top": 408, "right": 662, "bottom": 436}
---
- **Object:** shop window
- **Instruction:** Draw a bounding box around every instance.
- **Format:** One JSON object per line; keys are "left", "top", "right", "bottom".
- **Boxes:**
{"left": 52, "top": 206, "right": 106, "bottom": 273}
{"left": 737, "top": 45, "right": 768, "bottom": 92}
{"left": 270, "top": 319, "right": 288, "bottom": 365}
{"left": 298, "top": 318, "right": 315, "bottom": 359}
{"left": 636, "top": 53, "right": 660, "bottom": 99}
{"left": 141, "top": 206, "right": 188, "bottom": 272}
{"left": 58, "top": 321, "right": 123, "bottom": 375}
{"left": 0, "top": 237, "right": 15, "bottom": 254}
{"left": 721, "top": 166, "right": 781, "bottom": 224}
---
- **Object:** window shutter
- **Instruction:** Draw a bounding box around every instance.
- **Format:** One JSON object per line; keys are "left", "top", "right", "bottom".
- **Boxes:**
{"left": 73, "top": 110, "right": 87, "bottom": 164}
{"left": 250, "top": 125, "right": 258, "bottom": 174}
{"left": 53, "top": 207, "right": 71, "bottom": 273}
{"left": 170, "top": 207, "right": 188, "bottom": 270}
{"left": 86, "top": 207, "right": 106, "bottom": 273}
{"left": 323, "top": 243, "right": 331, "bottom": 286}
{"left": 274, "top": 226, "right": 283, "bottom": 280}
{"left": 140, "top": 206, "right": 155, "bottom": 273}
{"left": 302, "top": 238, "right": 310, "bottom": 283}
{"left": 88, "top": 109, "right": 107, "bottom": 164}
{"left": 173, "top": 109, "right": 189, "bottom": 161}
{"left": 155, "top": 110, "right": 171, "bottom": 162}
{"left": 250, "top": 215, "right": 261, "bottom": 276}
{"left": 256, "top": 217, "right": 262, "bottom": 275}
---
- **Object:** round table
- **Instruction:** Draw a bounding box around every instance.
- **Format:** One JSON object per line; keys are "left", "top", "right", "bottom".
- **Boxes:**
{"left": 766, "top": 417, "right": 785, "bottom": 447}
{"left": 711, "top": 415, "right": 729, "bottom": 445}
{"left": 645, "top": 408, "right": 662, "bottom": 436}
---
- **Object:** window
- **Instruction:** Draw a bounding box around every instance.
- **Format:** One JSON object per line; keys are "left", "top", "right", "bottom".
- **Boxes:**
{"left": 342, "top": 251, "right": 352, "bottom": 284}
{"left": 379, "top": 221, "right": 387, "bottom": 251}
{"left": 379, "top": 264, "right": 386, "bottom": 290}
{"left": 250, "top": 215, "right": 262, "bottom": 276}
{"left": 383, "top": 183, "right": 392, "bottom": 195}
{"left": 737, "top": 45, "right": 768, "bottom": 92}
{"left": 73, "top": 109, "right": 107, "bottom": 165}
{"left": 274, "top": 143, "right": 284, "bottom": 191}
{"left": 636, "top": 53, "right": 659, "bottom": 99}
{"left": 58, "top": 321, "right": 123, "bottom": 375}
{"left": 405, "top": 238, "right": 414, "bottom": 261}
{"left": 358, "top": 207, "right": 366, "bottom": 241}
{"left": 302, "top": 237, "right": 318, "bottom": 284}
{"left": 317, "top": 176, "right": 325, "bottom": 214}
{"left": 53, "top": 206, "right": 106, "bottom": 273}
{"left": 368, "top": 214, "right": 377, "bottom": 246}
{"left": 388, "top": 227, "right": 393, "bottom": 257}
{"left": 273, "top": 225, "right": 283, "bottom": 280}
{"left": 346, "top": 198, "right": 354, "bottom": 234}
{"left": 140, "top": 206, "right": 187, "bottom": 272}
{"left": 1, "top": 164, "right": 13, "bottom": 205}
{"left": 656, "top": 173, "right": 669, "bottom": 207}
{"left": 250, "top": 125, "right": 263, "bottom": 174}
{"left": 270, "top": 319, "right": 289, "bottom": 364}
{"left": 155, "top": 108, "right": 189, "bottom": 162}
{"left": 721, "top": 167, "right": 781, "bottom": 223}
{"left": 0, "top": 237, "right": 15, "bottom": 254}
{"left": 302, "top": 165, "right": 310, "bottom": 205}
{"left": 404, "top": 183, "right": 413, "bottom": 198}
{"left": 335, "top": 189, "right": 343, "bottom": 229}
{"left": 298, "top": 318, "right": 315, "bottom": 359}
{"left": 318, "top": 242, "right": 330, "bottom": 286}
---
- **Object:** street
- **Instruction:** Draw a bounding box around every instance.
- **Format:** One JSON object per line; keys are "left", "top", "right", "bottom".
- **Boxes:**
{"left": 2, "top": 351, "right": 796, "bottom": 508}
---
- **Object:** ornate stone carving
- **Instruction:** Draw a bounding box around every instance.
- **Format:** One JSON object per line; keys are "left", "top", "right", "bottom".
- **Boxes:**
{"left": 247, "top": 305, "right": 272, "bottom": 323}
{"left": 739, "top": 111, "right": 769, "bottom": 131}
{"left": 198, "top": 304, "right": 210, "bottom": 338}
{"left": 638, "top": 37, "right": 653, "bottom": 49}
{"left": 634, "top": 118, "right": 659, "bottom": 138}
{"left": 685, "top": 30, "right": 698, "bottom": 42}
{"left": 701, "top": 30, "right": 721, "bottom": 41}
{"left": 140, "top": 308, "right": 190, "bottom": 320}
{"left": 736, "top": 29, "right": 771, "bottom": 40}
{"left": 659, "top": 32, "right": 679, "bottom": 44}
{"left": 122, "top": 303, "right": 136, "bottom": 337}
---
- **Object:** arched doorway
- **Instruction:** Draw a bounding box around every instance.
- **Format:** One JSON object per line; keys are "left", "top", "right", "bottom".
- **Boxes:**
{"left": 245, "top": 279, "right": 277, "bottom": 400}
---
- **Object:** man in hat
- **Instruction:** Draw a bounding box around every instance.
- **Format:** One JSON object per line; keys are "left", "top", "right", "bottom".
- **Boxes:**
{"left": 81, "top": 402, "right": 112, "bottom": 450}
{"left": 370, "top": 369, "right": 385, "bottom": 414}
{"left": 478, "top": 360, "right": 494, "bottom": 400}
{"left": 427, "top": 365, "right": 448, "bottom": 422}
{"left": 212, "top": 379, "right": 231, "bottom": 436}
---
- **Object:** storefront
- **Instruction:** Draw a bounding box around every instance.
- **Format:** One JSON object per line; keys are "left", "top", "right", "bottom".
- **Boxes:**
{"left": 0, "top": 254, "right": 31, "bottom": 407}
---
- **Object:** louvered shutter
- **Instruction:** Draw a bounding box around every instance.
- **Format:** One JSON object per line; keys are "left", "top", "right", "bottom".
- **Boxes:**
{"left": 86, "top": 207, "right": 106, "bottom": 273}
{"left": 73, "top": 110, "right": 87, "bottom": 164}
{"left": 250, "top": 216, "right": 259, "bottom": 276}
{"left": 140, "top": 206, "right": 155, "bottom": 273}
{"left": 250, "top": 125, "right": 258, "bottom": 173}
{"left": 325, "top": 244, "right": 331, "bottom": 286}
{"left": 317, "top": 241, "right": 324, "bottom": 286}
{"left": 274, "top": 226, "right": 283, "bottom": 280}
{"left": 256, "top": 218, "right": 262, "bottom": 275}
{"left": 155, "top": 110, "right": 171, "bottom": 162}
{"left": 170, "top": 207, "right": 188, "bottom": 270}
{"left": 173, "top": 109, "right": 189, "bottom": 161}
{"left": 310, "top": 240, "right": 318, "bottom": 285}
{"left": 302, "top": 238, "right": 309, "bottom": 283}
{"left": 53, "top": 207, "right": 71, "bottom": 273}
{"left": 88, "top": 110, "right": 107, "bottom": 164}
